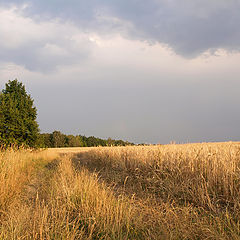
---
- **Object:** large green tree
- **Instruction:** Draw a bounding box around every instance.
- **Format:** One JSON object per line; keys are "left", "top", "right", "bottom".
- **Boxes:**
{"left": 0, "top": 79, "right": 39, "bottom": 147}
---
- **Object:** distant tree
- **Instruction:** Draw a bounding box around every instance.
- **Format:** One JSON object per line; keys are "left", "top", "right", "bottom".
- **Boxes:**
{"left": 40, "top": 133, "right": 52, "bottom": 148}
{"left": 0, "top": 79, "right": 39, "bottom": 147}
{"left": 78, "top": 135, "right": 85, "bottom": 147}
{"left": 66, "top": 135, "right": 81, "bottom": 147}
{"left": 39, "top": 132, "right": 135, "bottom": 148}
{"left": 107, "top": 137, "right": 114, "bottom": 146}
{"left": 81, "top": 135, "right": 88, "bottom": 147}
{"left": 51, "top": 131, "right": 66, "bottom": 148}
{"left": 87, "top": 136, "right": 97, "bottom": 147}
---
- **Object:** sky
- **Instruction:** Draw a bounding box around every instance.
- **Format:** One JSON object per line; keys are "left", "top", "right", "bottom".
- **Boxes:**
{"left": 0, "top": 0, "right": 240, "bottom": 144}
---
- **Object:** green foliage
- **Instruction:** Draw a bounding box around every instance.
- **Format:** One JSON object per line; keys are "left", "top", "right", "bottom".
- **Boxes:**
{"left": 66, "top": 135, "right": 82, "bottom": 147}
{"left": 39, "top": 133, "right": 52, "bottom": 148}
{"left": 39, "top": 131, "right": 134, "bottom": 148}
{"left": 0, "top": 79, "right": 39, "bottom": 147}
{"left": 51, "top": 131, "right": 66, "bottom": 148}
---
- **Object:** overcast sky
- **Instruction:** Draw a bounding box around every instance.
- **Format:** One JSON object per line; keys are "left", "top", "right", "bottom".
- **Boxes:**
{"left": 0, "top": 0, "right": 240, "bottom": 144}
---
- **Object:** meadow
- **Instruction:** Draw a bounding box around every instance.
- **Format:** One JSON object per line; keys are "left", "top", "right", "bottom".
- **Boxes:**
{"left": 0, "top": 142, "right": 240, "bottom": 239}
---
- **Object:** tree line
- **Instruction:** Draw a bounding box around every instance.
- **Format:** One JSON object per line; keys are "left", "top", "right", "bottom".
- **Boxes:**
{"left": 0, "top": 79, "right": 135, "bottom": 148}
{"left": 40, "top": 131, "right": 134, "bottom": 148}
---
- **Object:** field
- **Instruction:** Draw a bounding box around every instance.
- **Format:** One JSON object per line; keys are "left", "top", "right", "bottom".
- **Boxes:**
{"left": 0, "top": 142, "right": 240, "bottom": 239}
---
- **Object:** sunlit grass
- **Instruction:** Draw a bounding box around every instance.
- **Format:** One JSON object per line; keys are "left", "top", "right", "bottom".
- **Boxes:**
{"left": 0, "top": 142, "right": 240, "bottom": 239}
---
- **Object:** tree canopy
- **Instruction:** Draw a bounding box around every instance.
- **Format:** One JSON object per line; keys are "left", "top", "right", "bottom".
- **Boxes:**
{"left": 0, "top": 79, "right": 39, "bottom": 147}
{"left": 39, "top": 131, "right": 134, "bottom": 148}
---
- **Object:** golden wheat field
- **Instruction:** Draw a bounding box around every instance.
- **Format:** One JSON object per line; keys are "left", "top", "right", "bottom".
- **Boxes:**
{"left": 0, "top": 142, "right": 240, "bottom": 239}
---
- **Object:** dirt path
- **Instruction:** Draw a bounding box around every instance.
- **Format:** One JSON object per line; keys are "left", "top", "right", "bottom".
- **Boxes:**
{"left": 23, "top": 159, "right": 60, "bottom": 204}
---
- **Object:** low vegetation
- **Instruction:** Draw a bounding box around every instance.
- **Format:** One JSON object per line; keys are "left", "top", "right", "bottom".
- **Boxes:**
{"left": 0, "top": 142, "right": 240, "bottom": 239}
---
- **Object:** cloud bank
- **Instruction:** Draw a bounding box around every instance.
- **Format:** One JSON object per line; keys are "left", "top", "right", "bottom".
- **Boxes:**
{"left": 1, "top": 0, "right": 240, "bottom": 57}
{"left": 1, "top": 1, "right": 240, "bottom": 143}
{"left": 0, "top": 6, "right": 93, "bottom": 72}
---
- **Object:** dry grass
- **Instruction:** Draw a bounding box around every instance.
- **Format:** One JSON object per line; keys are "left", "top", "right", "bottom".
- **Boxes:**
{"left": 0, "top": 142, "right": 240, "bottom": 239}
{"left": 0, "top": 149, "right": 142, "bottom": 239}
{"left": 72, "top": 142, "right": 240, "bottom": 239}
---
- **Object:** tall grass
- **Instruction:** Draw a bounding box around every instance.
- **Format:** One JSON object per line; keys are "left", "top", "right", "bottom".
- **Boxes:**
{"left": 0, "top": 149, "right": 58, "bottom": 239}
{"left": 0, "top": 149, "right": 56, "bottom": 213}
{"left": 0, "top": 143, "right": 240, "bottom": 239}
{"left": 0, "top": 150, "right": 143, "bottom": 239}
{"left": 75, "top": 142, "right": 240, "bottom": 239}
{"left": 49, "top": 156, "right": 143, "bottom": 239}
{"left": 83, "top": 143, "right": 240, "bottom": 207}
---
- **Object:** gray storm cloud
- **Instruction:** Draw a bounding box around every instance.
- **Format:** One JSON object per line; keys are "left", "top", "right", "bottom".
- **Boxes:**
{"left": 0, "top": 6, "right": 93, "bottom": 72}
{"left": 1, "top": 0, "right": 240, "bottom": 57}
{"left": 1, "top": 0, "right": 240, "bottom": 144}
